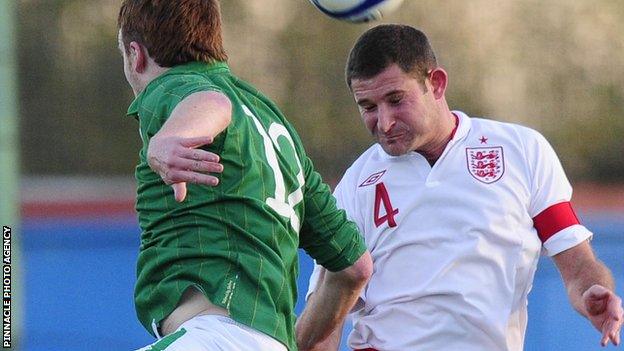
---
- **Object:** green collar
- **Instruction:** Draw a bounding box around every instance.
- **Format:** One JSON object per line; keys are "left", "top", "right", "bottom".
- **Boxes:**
{"left": 126, "top": 61, "right": 230, "bottom": 117}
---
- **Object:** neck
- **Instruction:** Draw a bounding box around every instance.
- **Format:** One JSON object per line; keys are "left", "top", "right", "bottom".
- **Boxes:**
{"left": 132, "top": 63, "right": 170, "bottom": 96}
{"left": 418, "top": 111, "right": 458, "bottom": 166}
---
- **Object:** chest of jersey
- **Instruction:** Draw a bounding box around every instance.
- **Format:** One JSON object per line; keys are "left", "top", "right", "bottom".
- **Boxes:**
{"left": 357, "top": 143, "right": 534, "bottom": 244}
{"left": 352, "top": 137, "right": 542, "bottom": 314}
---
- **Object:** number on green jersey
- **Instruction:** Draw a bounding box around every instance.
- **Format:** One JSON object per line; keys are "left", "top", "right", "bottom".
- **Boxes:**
{"left": 243, "top": 105, "right": 305, "bottom": 232}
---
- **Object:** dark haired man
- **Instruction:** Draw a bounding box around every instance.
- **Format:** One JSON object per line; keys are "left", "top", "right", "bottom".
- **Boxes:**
{"left": 117, "top": 1, "right": 372, "bottom": 350}
{"left": 306, "top": 24, "right": 623, "bottom": 351}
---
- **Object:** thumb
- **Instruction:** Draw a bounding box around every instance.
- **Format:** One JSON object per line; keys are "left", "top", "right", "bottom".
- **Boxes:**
{"left": 584, "top": 285, "right": 610, "bottom": 301}
{"left": 584, "top": 285, "right": 610, "bottom": 315}
{"left": 172, "top": 182, "right": 188, "bottom": 202}
{"left": 179, "top": 136, "right": 213, "bottom": 148}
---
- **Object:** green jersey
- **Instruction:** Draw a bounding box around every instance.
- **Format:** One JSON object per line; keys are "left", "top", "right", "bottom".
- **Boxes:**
{"left": 126, "top": 61, "right": 366, "bottom": 350}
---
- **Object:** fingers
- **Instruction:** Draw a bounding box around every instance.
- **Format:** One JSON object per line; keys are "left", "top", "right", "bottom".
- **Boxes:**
{"left": 601, "top": 320, "right": 621, "bottom": 347}
{"left": 601, "top": 327, "right": 610, "bottom": 346}
{"left": 175, "top": 158, "right": 224, "bottom": 174}
{"left": 147, "top": 136, "right": 223, "bottom": 201}
{"left": 606, "top": 295, "right": 623, "bottom": 346}
{"left": 165, "top": 170, "right": 220, "bottom": 187}
{"left": 597, "top": 292, "right": 623, "bottom": 346}
{"left": 172, "top": 183, "right": 187, "bottom": 203}
{"left": 158, "top": 158, "right": 222, "bottom": 185}
{"left": 179, "top": 148, "right": 220, "bottom": 163}
{"left": 178, "top": 136, "right": 214, "bottom": 148}
{"left": 608, "top": 326, "right": 621, "bottom": 346}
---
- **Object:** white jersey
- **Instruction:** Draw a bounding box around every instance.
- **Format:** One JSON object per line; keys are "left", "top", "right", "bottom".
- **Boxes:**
{"left": 307, "top": 111, "right": 592, "bottom": 351}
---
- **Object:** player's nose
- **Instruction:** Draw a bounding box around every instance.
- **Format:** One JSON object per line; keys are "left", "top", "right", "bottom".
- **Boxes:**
{"left": 377, "top": 107, "right": 396, "bottom": 133}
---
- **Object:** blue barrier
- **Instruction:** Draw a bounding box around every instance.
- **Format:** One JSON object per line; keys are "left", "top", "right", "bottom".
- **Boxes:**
{"left": 22, "top": 214, "right": 622, "bottom": 350}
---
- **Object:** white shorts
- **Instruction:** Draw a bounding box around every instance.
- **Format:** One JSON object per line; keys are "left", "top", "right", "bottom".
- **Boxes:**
{"left": 135, "top": 315, "right": 287, "bottom": 351}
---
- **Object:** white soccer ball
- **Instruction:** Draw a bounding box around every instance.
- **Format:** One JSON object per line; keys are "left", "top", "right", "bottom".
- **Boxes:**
{"left": 309, "top": 0, "right": 405, "bottom": 23}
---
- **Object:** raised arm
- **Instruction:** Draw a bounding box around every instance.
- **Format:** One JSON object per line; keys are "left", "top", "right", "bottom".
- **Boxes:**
{"left": 296, "top": 252, "right": 372, "bottom": 351}
{"left": 553, "top": 240, "right": 623, "bottom": 347}
{"left": 147, "top": 91, "right": 231, "bottom": 202}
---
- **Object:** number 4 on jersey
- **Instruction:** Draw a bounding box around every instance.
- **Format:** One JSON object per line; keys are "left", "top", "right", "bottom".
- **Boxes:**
{"left": 374, "top": 182, "right": 398, "bottom": 228}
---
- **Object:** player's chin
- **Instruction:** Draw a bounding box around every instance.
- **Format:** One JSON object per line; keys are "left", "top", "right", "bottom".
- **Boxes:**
{"left": 380, "top": 142, "right": 409, "bottom": 156}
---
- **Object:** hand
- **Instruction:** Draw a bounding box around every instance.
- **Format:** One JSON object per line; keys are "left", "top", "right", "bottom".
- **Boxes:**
{"left": 582, "top": 284, "right": 623, "bottom": 346}
{"left": 147, "top": 135, "right": 224, "bottom": 202}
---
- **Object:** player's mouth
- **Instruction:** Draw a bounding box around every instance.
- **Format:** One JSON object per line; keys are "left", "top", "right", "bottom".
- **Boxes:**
{"left": 382, "top": 133, "right": 404, "bottom": 143}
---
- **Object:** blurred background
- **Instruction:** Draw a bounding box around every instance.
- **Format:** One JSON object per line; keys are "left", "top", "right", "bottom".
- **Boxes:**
{"left": 0, "top": 0, "right": 622, "bottom": 350}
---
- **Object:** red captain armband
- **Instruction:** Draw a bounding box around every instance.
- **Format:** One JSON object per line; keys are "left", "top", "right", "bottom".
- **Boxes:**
{"left": 532, "top": 201, "right": 580, "bottom": 243}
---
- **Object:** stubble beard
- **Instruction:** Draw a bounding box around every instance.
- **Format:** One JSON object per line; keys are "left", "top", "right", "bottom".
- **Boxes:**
{"left": 378, "top": 134, "right": 414, "bottom": 156}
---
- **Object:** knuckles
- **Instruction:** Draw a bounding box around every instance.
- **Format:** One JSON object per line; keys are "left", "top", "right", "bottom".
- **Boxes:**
{"left": 147, "top": 136, "right": 222, "bottom": 186}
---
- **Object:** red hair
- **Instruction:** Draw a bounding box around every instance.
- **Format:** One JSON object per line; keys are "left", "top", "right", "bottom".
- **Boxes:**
{"left": 118, "top": 0, "right": 228, "bottom": 67}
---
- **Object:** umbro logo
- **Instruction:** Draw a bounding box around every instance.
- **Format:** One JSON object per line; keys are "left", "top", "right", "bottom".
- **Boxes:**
{"left": 359, "top": 170, "right": 386, "bottom": 187}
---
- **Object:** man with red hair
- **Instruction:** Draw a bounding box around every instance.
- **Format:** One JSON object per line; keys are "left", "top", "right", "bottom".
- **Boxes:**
{"left": 117, "top": 1, "right": 372, "bottom": 350}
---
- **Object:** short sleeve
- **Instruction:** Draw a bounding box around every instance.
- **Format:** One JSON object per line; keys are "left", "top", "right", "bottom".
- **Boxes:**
{"left": 137, "top": 74, "right": 225, "bottom": 142}
{"left": 298, "top": 157, "right": 367, "bottom": 272}
{"left": 524, "top": 129, "right": 592, "bottom": 256}
{"left": 158, "top": 76, "right": 224, "bottom": 123}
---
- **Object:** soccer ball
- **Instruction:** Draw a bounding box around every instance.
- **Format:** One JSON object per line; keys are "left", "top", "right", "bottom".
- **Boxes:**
{"left": 309, "top": 0, "right": 405, "bottom": 23}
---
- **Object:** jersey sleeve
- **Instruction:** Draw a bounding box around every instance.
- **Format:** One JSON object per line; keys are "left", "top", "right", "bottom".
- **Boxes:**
{"left": 145, "top": 75, "right": 228, "bottom": 157}
{"left": 138, "top": 74, "right": 225, "bottom": 142}
{"left": 157, "top": 75, "right": 224, "bottom": 123}
{"left": 305, "top": 174, "right": 366, "bottom": 312}
{"left": 298, "top": 157, "right": 367, "bottom": 272}
{"left": 525, "top": 129, "right": 592, "bottom": 256}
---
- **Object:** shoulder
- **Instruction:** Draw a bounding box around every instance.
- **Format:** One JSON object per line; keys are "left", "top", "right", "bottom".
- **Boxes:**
{"left": 466, "top": 116, "right": 561, "bottom": 179}
{"left": 470, "top": 116, "right": 536, "bottom": 135}
{"left": 469, "top": 116, "right": 548, "bottom": 146}
{"left": 165, "top": 72, "right": 223, "bottom": 96}
{"left": 143, "top": 69, "right": 223, "bottom": 103}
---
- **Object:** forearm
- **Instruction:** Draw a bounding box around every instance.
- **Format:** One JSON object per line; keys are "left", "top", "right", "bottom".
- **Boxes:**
{"left": 300, "top": 316, "right": 344, "bottom": 351}
{"left": 154, "top": 91, "right": 231, "bottom": 139}
{"left": 321, "top": 324, "right": 344, "bottom": 351}
{"left": 554, "top": 242, "right": 615, "bottom": 316}
{"left": 297, "top": 272, "right": 361, "bottom": 349}
{"left": 565, "top": 259, "right": 615, "bottom": 316}
{"left": 297, "top": 253, "right": 371, "bottom": 350}
{"left": 555, "top": 241, "right": 623, "bottom": 346}
{"left": 145, "top": 91, "right": 230, "bottom": 195}
{"left": 148, "top": 91, "right": 231, "bottom": 170}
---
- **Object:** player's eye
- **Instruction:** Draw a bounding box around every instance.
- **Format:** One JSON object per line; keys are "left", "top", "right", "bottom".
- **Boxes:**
{"left": 388, "top": 95, "right": 402, "bottom": 105}
{"left": 361, "top": 104, "right": 377, "bottom": 113}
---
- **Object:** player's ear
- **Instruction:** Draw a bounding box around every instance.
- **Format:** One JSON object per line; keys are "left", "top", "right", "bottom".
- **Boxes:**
{"left": 428, "top": 67, "right": 448, "bottom": 100}
{"left": 129, "top": 41, "right": 148, "bottom": 73}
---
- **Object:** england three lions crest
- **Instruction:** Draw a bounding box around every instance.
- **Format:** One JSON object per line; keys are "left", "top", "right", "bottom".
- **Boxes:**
{"left": 466, "top": 147, "right": 505, "bottom": 184}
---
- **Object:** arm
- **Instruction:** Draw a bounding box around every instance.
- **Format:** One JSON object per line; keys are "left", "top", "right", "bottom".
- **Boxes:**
{"left": 147, "top": 91, "right": 232, "bottom": 202}
{"left": 303, "top": 316, "right": 344, "bottom": 351}
{"left": 296, "top": 252, "right": 372, "bottom": 351}
{"left": 553, "top": 240, "right": 623, "bottom": 346}
{"left": 300, "top": 266, "right": 346, "bottom": 351}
